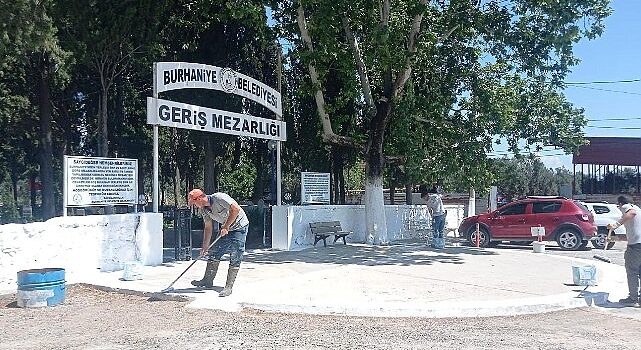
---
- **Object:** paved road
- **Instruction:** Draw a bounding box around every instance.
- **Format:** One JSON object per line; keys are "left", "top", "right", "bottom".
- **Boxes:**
{"left": 491, "top": 240, "right": 626, "bottom": 266}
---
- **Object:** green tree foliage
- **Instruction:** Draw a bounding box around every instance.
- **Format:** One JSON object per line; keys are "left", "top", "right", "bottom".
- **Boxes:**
{"left": 0, "top": 0, "right": 72, "bottom": 219}
{"left": 492, "top": 157, "right": 573, "bottom": 200}
{"left": 271, "top": 0, "right": 610, "bottom": 243}
{"left": 0, "top": 0, "right": 612, "bottom": 229}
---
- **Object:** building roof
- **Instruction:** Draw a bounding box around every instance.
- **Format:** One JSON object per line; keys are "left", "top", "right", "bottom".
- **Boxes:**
{"left": 573, "top": 137, "right": 641, "bottom": 166}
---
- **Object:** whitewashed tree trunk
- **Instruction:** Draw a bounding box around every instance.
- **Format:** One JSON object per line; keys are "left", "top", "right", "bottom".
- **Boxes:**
{"left": 364, "top": 175, "right": 388, "bottom": 244}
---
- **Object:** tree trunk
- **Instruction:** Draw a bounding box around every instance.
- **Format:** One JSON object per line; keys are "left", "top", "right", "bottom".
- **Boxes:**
{"left": 172, "top": 128, "right": 181, "bottom": 207}
{"left": 332, "top": 147, "right": 344, "bottom": 204}
{"left": 29, "top": 173, "right": 37, "bottom": 209}
{"left": 364, "top": 110, "right": 388, "bottom": 244}
{"left": 389, "top": 182, "right": 395, "bottom": 205}
{"left": 38, "top": 67, "right": 55, "bottom": 220}
{"left": 338, "top": 158, "right": 346, "bottom": 204}
{"left": 405, "top": 184, "right": 413, "bottom": 205}
{"left": 11, "top": 172, "right": 18, "bottom": 212}
{"left": 250, "top": 142, "right": 267, "bottom": 203}
{"left": 204, "top": 137, "right": 215, "bottom": 193}
{"left": 99, "top": 88, "right": 109, "bottom": 157}
{"left": 364, "top": 174, "right": 387, "bottom": 244}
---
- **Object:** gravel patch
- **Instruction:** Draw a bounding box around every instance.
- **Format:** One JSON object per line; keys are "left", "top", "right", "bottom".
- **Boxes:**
{"left": 1, "top": 284, "right": 640, "bottom": 350}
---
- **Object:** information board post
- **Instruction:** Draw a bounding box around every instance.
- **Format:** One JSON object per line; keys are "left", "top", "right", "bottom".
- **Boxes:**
{"left": 63, "top": 156, "right": 68, "bottom": 217}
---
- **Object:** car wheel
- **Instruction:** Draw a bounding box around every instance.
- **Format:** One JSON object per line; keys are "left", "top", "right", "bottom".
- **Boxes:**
{"left": 556, "top": 229, "right": 582, "bottom": 251}
{"left": 592, "top": 231, "right": 616, "bottom": 250}
{"left": 467, "top": 226, "right": 490, "bottom": 248}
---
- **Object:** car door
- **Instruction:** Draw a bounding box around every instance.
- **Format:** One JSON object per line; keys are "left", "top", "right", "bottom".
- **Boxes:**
{"left": 490, "top": 202, "right": 531, "bottom": 238}
{"left": 532, "top": 201, "right": 563, "bottom": 239}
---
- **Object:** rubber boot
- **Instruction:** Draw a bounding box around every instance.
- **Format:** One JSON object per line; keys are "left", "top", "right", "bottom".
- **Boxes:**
{"left": 191, "top": 260, "right": 219, "bottom": 288}
{"left": 218, "top": 266, "right": 239, "bottom": 297}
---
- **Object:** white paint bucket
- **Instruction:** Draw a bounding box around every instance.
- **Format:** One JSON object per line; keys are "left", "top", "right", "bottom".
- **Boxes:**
{"left": 122, "top": 261, "right": 143, "bottom": 281}
{"left": 572, "top": 265, "right": 597, "bottom": 286}
{"left": 533, "top": 242, "right": 546, "bottom": 253}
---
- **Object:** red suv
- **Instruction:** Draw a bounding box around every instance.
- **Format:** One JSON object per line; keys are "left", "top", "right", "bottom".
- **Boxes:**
{"left": 458, "top": 196, "right": 597, "bottom": 250}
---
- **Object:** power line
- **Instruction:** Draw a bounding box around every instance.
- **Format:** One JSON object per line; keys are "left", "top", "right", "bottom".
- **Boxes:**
{"left": 586, "top": 125, "right": 641, "bottom": 130}
{"left": 567, "top": 85, "right": 641, "bottom": 95}
{"left": 587, "top": 117, "right": 641, "bottom": 121}
{"left": 565, "top": 78, "right": 641, "bottom": 85}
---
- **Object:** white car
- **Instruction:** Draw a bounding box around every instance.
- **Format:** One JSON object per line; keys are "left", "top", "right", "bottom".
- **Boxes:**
{"left": 581, "top": 201, "right": 625, "bottom": 249}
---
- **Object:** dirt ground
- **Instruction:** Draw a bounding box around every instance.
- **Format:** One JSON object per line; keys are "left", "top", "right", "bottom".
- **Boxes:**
{"left": 1, "top": 284, "right": 640, "bottom": 350}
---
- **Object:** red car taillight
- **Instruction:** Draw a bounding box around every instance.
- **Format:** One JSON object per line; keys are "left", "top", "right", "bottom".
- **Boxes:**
{"left": 577, "top": 213, "right": 590, "bottom": 222}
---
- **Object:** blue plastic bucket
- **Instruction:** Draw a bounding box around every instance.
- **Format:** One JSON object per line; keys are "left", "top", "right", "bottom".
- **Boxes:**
{"left": 16, "top": 268, "right": 66, "bottom": 307}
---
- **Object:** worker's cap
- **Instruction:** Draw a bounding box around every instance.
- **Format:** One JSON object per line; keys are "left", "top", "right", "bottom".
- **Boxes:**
{"left": 188, "top": 189, "right": 206, "bottom": 206}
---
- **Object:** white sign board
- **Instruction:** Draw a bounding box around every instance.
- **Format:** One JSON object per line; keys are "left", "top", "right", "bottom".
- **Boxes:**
{"left": 301, "top": 172, "right": 330, "bottom": 204}
{"left": 64, "top": 156, "right": 138, "bottom": 206}
{"left": 530, "top": 226, "right": 546, "bottom": 237}
{"left": 147, "top": 97, "right": 286, "bottom": 141}
{"left": 154, "top": 62, "right": 282, "bottom": 116}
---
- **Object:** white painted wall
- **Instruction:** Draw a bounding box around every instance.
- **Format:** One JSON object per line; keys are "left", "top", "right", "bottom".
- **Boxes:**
{"left": 272, "top": 204, "right": 465, "bottom": 251}
{"left": 0, "top": 213, "right": 162, "bottom": 292}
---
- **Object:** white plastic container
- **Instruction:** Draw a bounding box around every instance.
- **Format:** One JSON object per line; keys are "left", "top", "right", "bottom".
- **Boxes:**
{"left": 533, "top": 241, "right": 546, "bottom": 253}
{"left": 572, "top": 265, "right": 597, "bottom": 286}
{"left": 122, "top": 261, "right": 143, "bottom": 281}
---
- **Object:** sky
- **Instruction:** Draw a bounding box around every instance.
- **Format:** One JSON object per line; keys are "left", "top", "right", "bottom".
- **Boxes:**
{"left": 536, "top": 0, "right": 641, "bottom": 169}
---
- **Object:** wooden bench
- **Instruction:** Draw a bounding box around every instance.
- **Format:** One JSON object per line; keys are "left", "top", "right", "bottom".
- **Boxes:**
{"left": 309, "top": 221, "right": 352, "bottom": 247}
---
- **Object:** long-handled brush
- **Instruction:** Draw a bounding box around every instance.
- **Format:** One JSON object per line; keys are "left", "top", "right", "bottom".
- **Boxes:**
{"left": 160, "top": 233, "right": 222, "bottom": 293}
{"left": 593, "top": 228, "right": 613, "bottom": 263}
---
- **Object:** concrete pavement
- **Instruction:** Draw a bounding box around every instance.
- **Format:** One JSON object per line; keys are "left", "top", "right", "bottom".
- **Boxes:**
{"left": 59, "top": 239, "right": 638, "bottom": 318}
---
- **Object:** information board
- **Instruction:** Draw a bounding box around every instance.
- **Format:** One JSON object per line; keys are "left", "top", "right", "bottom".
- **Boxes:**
{"left": 301, "top": 172, "right": 330, "bottom": 204}
{"left": 64, "top": 156, "right": 138, "bottom": 207}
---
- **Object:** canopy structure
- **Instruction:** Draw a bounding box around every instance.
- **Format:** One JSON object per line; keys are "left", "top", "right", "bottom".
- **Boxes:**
{"left": 572, "top": 137, "right": 641, "bottom": 196}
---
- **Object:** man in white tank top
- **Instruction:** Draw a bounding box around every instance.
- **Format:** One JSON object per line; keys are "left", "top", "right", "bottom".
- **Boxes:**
{"left": 608, "top": 195, "right": 641, "bottom": 306}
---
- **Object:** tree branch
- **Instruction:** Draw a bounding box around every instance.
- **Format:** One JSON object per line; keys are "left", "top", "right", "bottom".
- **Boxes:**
{"left": 296, "top": 3, "right": 362, "bottom": 150}
{"left": 392, "top": 0, "right": 428, "bottom": 100}
{"left": 342, "top": 17, "right": 376, "bottom": 119}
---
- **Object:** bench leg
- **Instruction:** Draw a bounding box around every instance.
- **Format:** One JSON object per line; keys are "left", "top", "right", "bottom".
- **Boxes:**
{"left": 342, "top": 235, "right": 347, "bottom": 245}
{"left": 314, "top": 235, "right": 328, "bottom": 247}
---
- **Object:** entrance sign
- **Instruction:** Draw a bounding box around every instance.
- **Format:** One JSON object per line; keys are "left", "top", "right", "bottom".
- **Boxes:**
{"left": 150, "top": 61, "right": 286, "bottom": 213}
{"left": 64, "top": 156, "right": 138, "bottom": 207}
{"left": 155, "top": 62, "right": 282, "bottom": 116}
{"left": 301, "top": 172, "right": 331, "bottom": 204}
{"left": 147, "top": 97, "right": 286, "bottom": 141}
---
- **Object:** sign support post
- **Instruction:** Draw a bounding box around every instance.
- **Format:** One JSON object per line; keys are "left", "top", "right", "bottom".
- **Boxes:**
{"left": 152, "top": 63, "right": 159, "bottom": 213}
{"left": 276, "top": 49, "right": 282, "bottom": 206}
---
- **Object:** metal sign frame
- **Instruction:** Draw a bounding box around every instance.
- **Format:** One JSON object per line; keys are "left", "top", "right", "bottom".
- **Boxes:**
{"left": 149, "top": 62, "right": 285, "bottom": 211}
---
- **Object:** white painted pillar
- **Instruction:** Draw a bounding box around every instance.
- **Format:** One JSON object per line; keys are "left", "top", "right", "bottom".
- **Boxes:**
{"left": 489, "top": 186, "right": 497, "bottom": 212}
{"left": 468, "top": 188, "right": 476, "bottom": 216}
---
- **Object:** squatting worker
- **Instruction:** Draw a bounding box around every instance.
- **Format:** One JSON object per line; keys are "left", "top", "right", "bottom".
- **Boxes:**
{"left": 187, "top": 188, "right": 249, "bottom": 297}
{"left": 607, "top": 195, "right": 641, "bottom": 306}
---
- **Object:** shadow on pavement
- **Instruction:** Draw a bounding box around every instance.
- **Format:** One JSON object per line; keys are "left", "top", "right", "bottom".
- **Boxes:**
{"left": 243, "top": 239, "right": 498, "bottom": 267}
